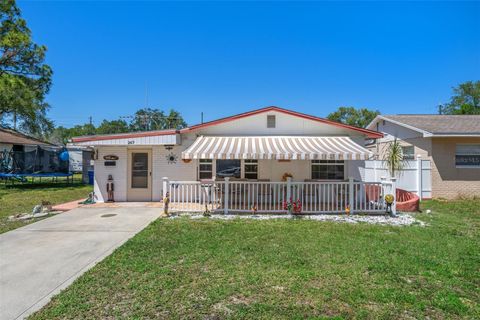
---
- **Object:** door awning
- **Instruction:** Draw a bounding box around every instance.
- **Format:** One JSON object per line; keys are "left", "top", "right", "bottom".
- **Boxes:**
{"left": 182, "top": 136, "right": 374, "bottom": 160}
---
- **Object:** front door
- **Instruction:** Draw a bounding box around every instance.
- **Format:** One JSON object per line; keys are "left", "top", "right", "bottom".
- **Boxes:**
{"left": 127, "top": 149, "right": 152, "bottom": 201}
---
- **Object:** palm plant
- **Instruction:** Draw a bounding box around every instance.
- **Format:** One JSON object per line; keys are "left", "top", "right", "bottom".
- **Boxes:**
{"left": 384, "top": 138, "right": 405, "bottom": 177}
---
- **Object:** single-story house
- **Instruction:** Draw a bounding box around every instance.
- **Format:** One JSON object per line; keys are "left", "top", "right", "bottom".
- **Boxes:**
{"left": 72, "top": 106, "right": 383, "bottom": 203}
{"left": 366, "top": 115, "right": 480, "bottom": 199}
{"left": 0, "top": 127, "right": 53, "bottom": 152}
{"left": 0, "top": 127, "right": 71, "bottom": 176}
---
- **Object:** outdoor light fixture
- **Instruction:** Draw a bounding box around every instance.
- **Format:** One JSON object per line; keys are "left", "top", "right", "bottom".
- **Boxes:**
{"left": 166, "top": 152, "right": 178, "bottom": 164}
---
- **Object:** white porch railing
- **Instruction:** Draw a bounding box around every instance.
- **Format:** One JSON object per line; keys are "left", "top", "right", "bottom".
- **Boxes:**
{"left": 163, "top": 177, "right": 396, "bottom": 215}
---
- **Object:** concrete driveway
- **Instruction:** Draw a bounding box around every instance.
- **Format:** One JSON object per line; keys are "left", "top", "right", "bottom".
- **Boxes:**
{"left": 0, "top": 207, "right": 159, "bottom": 320}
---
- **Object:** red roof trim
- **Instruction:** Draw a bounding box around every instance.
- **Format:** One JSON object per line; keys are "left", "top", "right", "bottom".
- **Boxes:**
{"left": 72, "top": 106, "right": 383, "bottom": 143}
{"left": 181, "top": 106, "right": 383, "bottom": 138}
{"left": 71, "top": 129, "right": 179, "bottom": 143}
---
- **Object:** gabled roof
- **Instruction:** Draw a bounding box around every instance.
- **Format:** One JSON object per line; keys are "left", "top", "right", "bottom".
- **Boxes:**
{"left": 72, "top": 106, "right": 382, "bottom": 143}
{"left": 182, "top": 106, "right": 382, "bottom": 138}
{"left": 0, "top": 127, "right": 54, "bottom": 146}
{"left": 367, "top": 115, "right": 480, "bottom": 137}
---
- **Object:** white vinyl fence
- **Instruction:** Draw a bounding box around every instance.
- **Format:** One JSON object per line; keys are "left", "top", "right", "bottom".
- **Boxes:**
{"left": 362, "top": 158, "right": 431, "bottom": 199}
{"left": 164, "top": 177, "right": 397, "bottom": 215}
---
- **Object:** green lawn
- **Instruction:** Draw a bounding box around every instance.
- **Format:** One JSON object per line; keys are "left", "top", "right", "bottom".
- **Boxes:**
{"left": 0, "top": 177, "right": 92, "bottom": 234}
{"left": 30, "top": 200, "right": 479, "bottom": 319}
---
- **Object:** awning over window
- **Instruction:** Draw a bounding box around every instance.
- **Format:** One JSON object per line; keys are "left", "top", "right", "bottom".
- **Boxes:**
{"left": 182, "top": 136, "right": 374, "bottom": 160}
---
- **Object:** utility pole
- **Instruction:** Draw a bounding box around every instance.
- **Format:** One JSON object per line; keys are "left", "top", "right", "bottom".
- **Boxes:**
{"left": 438, "top": 104, "right": 443, "bottom": 115}
{"left": 88, "top": 116, "right": 94, "bottom": 135}
{"left": 145, "top": 81, "right": 149, "bottom": 109}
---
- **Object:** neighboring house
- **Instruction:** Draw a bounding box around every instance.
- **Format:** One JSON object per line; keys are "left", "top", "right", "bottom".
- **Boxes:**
{"left": 72, "top": 106, "right": 382, "bottom": 203}
{"left": 367, "top": 115, "right": 480, "bottom": 199}
{"left": 0, "top": 127, "right": 64, "bottom": 174}
{"left": 0, "top": 127, "right": 53, "bottom": 152}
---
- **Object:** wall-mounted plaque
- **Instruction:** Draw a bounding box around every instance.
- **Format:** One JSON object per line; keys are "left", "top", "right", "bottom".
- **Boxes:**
{"left": 103, "top": 155, "right": 119, "bottom": 161}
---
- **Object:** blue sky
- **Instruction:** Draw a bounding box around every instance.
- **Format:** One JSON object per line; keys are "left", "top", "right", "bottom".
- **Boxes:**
{"left": 19, "top": 1, "right": 480, "bottom": 127}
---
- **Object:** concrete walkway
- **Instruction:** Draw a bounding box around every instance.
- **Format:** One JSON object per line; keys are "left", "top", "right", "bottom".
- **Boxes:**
{"left": 0, "top": 207, "right": 159, "bottom": 320}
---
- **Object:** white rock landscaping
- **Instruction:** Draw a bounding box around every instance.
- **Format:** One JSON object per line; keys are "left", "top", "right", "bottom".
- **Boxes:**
{"left": 168, "top": 213, "right": 425, "bottom": 226}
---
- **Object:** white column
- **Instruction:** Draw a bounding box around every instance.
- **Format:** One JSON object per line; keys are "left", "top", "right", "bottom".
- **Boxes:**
{"left": 416, "top": 155, "right": 422, "bottom": 201}
{"left": 348, "top": 176, "right": 354, "bottom": 214}
{"left": 224, "top": 177, "right": 230, "bottom": 214}
{"left": 286, "top": 177, "right": 292, "bottom": 201}
{"left": 162, "top": 177, "right": 169, "bottom": 199}
{"left": 390, "top": 177, "right": 397, "bottom": 215}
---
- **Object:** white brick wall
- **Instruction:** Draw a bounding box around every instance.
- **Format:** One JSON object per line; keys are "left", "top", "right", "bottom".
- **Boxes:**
{"left": 93, "top": 147, "right": 128, "bottom": 202}
{"left": 152, "top": 144, "right": 197, "bottom": 201}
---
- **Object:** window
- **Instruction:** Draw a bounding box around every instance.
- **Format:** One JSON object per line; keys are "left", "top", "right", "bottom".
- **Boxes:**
{"left": 131, "top": 153, "right": 148, "bottom": 188}
{"left": 311, "top": 160, "right": 345, "bottom": 180}
{"left": 199, "top": 159, "right": 212, "bottom": 179}
{"left": 401, "top": 146, "right": 415, "bottom": 160}
{"left": 244, "top": 160, "right": 258, "bottom": 179}
{"left": 456, "top": 144, "right": 480, "bottom": 168}
{"left": 267, "top": 115, "right": 276, "bottom": 128}
{"left": 216, "top": 160, "right": 241, "bottom": 179}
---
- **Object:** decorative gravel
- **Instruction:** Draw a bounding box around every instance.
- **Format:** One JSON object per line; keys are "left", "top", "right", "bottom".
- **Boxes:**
{"left": 168, "top": 212, "right": 425, "bottom": 226}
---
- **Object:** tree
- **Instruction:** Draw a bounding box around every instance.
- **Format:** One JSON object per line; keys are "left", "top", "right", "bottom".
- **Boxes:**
{"left": 129, "top": 107, "right": 187, "bottom": 131}
{"left": 439, "top": 81, "right": 480, "bottom": 115}
{"left": 383, "top": 138, "right": 405, "bottom": 177}
{"left": 0, "top": 0, "right": 53, "bottom": 136}
{"left": 164, "top": 109, "right": 187, "bottom": 129}
{"left": 96, "top": 119, "right": 129, "bottom": 134}
{"left": 48, "top": 124, "right": 96, "bottom": 145}
{"left": 327, "top": 107, "right": 380, "bottom": 128}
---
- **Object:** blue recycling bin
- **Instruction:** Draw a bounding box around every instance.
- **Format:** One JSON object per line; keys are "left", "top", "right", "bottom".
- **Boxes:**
{"left": 88, "top": 170, "right": 94, "bottom": 185}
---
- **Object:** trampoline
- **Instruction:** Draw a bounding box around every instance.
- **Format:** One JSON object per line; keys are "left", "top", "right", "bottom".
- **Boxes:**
{"left": 0, "top": 145, "right": 73, "bottom": 185}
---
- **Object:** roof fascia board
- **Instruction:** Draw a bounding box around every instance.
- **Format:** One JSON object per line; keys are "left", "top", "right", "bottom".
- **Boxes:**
{"left": 374, "top": 115, "right": 433, "bottom": 137}
{"left": 71, "top": 130, "right": 179, "bottom": 143}
{"left": 430, "top": 134, "right": 480, "bottom": 137}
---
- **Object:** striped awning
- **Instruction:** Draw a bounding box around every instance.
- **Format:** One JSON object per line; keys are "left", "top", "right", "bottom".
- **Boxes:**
{"left": 182, "top": 136, "right": 373, "bottom": 160}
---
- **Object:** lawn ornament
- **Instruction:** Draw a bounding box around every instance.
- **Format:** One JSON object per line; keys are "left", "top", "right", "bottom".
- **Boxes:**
{"left": 163, "top": 192, "right": 170, "bottom": 216}
{"left": 385, "top": 194, "right": 394, "bottom": 215}
{"left": 79, "top": 192, "right": 96, "bottom": 205}
{"left": 106, "top": 175, "right": 115, "bottom": 202}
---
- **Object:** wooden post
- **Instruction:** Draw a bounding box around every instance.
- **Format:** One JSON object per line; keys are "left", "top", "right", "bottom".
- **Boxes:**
{"left": 348, "top": 176, "right": 354, "bottom": 214}
{"left": 416, "top": 155, "right": 422, "bottom": 201}
{"left": 286, "top": 177, "right": 292, "bottom": 202}
{"left": 224, "top": 177, "right": 230, "bottom": 214}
